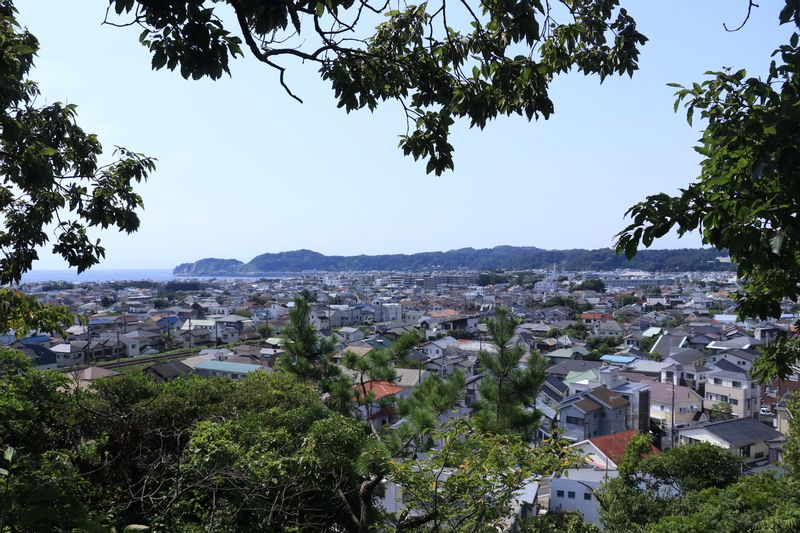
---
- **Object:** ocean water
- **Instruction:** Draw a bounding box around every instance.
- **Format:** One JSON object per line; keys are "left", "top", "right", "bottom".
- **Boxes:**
{"left": 20, "top": 269, "right": 177, "bottom": 283}
{"left": 18, "top": 269, "right": 294, "bottom": 284}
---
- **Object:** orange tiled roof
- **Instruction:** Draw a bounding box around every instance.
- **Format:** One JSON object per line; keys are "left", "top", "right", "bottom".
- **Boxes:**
{"left": 589, "top": 430, "right": 660, "bottom": 466}
{"left": 353, "top": 380, "right": 403, "bottom": 401}
{"left": 429, "top": 309, "right": 460, "bottom": 318}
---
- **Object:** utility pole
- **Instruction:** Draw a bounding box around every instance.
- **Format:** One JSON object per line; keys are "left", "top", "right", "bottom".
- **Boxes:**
{"left": 671, "top": 384, "right": 676, "bottom": 449}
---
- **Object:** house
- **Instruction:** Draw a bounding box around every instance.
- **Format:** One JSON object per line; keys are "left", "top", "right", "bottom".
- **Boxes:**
{"left": 563, "top": 368, "right": 601, "bottom": 395}
{"left": 336, "top": 326, "right": 365, "bottom": 343}
{"left": 648, "top": 381, "right": 705, "bottom": 433}
{"left": 545, "top": 360, "right": 603, "bottom": 380}
{"left": 194, "top": 359, "right": 262, "bottom": 380}
{"left": 706, "top": 336, "right": 762, "bottom": 352}
{"left": 180, "top": 319, "right": 216, "bottom": 333}
{"left": 545, "top": 346, "right": 589, "bottom": 362}
{"left": 424, "top": 353, "right": 470, "bottom": 378}
{"left": 144, "top": 361, "right": 192, "bottom": 383}
{"left": 120, "top": 329, "right": 162, "bottom": 356}
{"left": 549, "top": 469, "right": 618, "bottom": 528}
{"left": 599, "top": 354, "right": 638, "bottom": 368}
{"left": 650, "top": 333, "right": 689, "bottom": 358}
{"left": 623, "top": 332, "right": 643, "bottom": 349}
{"left": 16, "top": 343, "right": 59, "bottom": 369}
{"left": 178, "top": 328, "right": 212, "bottom": 349}
{"left": 554, "top": 431, "right": 660, "bottom": 528}
{"left": 677, "top": 417, "right": 782, "bottom": 464}
{"left": 704, "top": 359, "right": 761, "bottom": 418}
{"left": 627, "top": 359, "right": 669, "bottom": 379}
{"left": 559, "top": 385, "right": 630, "bottom": 441}
{"left": 715, "top": 348, "right": 759, "bottom": 372}
{"left": 417, "top": 337, "right": 457, "bottom": 358}
{"left": 660, "top": 349, "right": 710, "bottom": 390}
{"left": 352, "top": 380, "right": 405, "bottom": 429}
{"left": 539, "top": 375, "right": 570, "bottom": 411}
{"left": 427, "top": 314, "right": 479, "bottom": 334}
{"left": 570, "top": 429, "right": 660, "bottom": 471}
{"left": 64, "top": 325, "right": 88, "bottom": 341}
{"left": 392, "top": 368, "right": 430, "bottom": 389}
{"left": 579, "top": 312, "right": 612, "bottom": 326}
{"left": 596, "top": 320, "right": 623, "bottom": 338}
{"left": 580, "top": 365, "right": 651, "bottom": 432}
{"left": 63, "top": 366, "right": 120, "bottom": 391}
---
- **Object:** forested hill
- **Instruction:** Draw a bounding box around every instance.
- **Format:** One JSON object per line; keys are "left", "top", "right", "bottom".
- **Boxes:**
{"left": 173, "top": 246, "right": 734, "bottom": 275}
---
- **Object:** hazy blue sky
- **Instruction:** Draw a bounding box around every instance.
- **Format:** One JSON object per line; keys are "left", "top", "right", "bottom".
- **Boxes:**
{"left": 18, "top": 1, "right": 789, "bottom": 269}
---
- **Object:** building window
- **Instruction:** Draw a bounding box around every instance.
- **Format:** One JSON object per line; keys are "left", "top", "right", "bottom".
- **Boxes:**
{"left": 584, "top": 493, "right": 592, "bottom": 500}
{"left": 732, "top": 381, "right": 742, "bottom": 388}
{"left": 729, "top": 398, "right": 739, "bottom": 405}
{"left": 556, "top": 490, "right": 564, "bottom": 498}
{"left": 566, "top": 416, "right": 583, "bottom": 425}
{"left": 713, "top": 378, "right": 722, "bottom": 385}
{"left": 567, "top": 491, "right": 575, "bottom": 499}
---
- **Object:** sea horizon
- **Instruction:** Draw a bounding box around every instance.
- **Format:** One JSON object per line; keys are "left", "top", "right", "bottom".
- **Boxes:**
{"left": 19, "top": 269, "right": 177, "bottom": 284}
{"left": 17, "top": 269, "right": 300, "bottom": 284}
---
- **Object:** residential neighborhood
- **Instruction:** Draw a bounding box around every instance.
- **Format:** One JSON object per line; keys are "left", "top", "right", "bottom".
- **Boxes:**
{"left": 5, "top": 265, "right": 800, "bottom": 529}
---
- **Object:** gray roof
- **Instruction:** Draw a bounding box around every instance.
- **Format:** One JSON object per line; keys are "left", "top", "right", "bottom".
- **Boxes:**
{"left": 668, "top": 348, "right": 705, "bottom": 365}
{"left": 544, "top": 374, "right": 569, "bottom": 395}
{"left": 688, "top": 417, "right": 781, "bottom": 447}
{"left": 545, "top": 360, "right": 603, "bottom": 377}
{"left": 722, "top": 348, "right": 759, "bottom": 362}
{"left": 708, "top": 337, "right": 762, "bottom": 350}
{"left": 709, "top": 358, "right": 748, "bottom": 376}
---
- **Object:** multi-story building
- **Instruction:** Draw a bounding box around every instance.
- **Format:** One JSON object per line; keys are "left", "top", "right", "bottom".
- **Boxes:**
{"left": 559, "top": 385, "right": 630, "bottom": 441}
{"left": 704, "top": 359, "right": 760, "bottom": 418}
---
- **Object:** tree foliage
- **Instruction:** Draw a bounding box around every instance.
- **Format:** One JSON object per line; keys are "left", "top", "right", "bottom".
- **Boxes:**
{"left": 615, "top": 1, "right": 800, "bottom": 378}
{"left": 177, "top": 246, "right": 736, "bottom": 275}
{"left": 0, "top": 1, "right": 155, "bottom": 337}
{"left": 783, "top": 392, "right": 800, "bottom": 477}
{"left": 0, "top": 288, "right": 73, "bottom": 337}
{"left": 709, "top": 401, "right": 735, "bottom": 421}
{"left": 278, "top": 296, "right": 341, "bottom": 390}
{"left": 388, "top": 418, "right": 573, "bottom": 532}
{"left": 0, "top": 2, "right": 155, "bottom": 283}
{"left": 472, "top": 307, "right": 546, "bottom": 437}
{"left": 107, "top": 0, "right": 646, "bottom": 175}
{"left": 596, "top": 436, "right": 744, "bottom": 532}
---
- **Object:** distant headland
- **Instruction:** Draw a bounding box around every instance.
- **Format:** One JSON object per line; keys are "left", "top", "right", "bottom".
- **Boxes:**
{"left": 173, "top": 246, "right": 734, "bottom": 276}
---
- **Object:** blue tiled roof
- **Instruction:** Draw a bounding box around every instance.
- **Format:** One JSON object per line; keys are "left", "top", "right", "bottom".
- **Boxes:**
{"left": 19, "top": 335, "right": 51, "bottom": 345}
{"left": 600, "top": 354, "right": 638, "bottom": 364}
{"left": 195, "top": 360, "right": 261, "bottom": 373}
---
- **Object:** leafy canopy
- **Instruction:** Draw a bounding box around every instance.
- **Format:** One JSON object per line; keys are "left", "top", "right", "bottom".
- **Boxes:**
{"left": 0, "top": 1, "right": 155, "bottom": 336}
{"left": 107, "top": 0, "right": 646, "bottom": 174}
{"left": 615, "top": 2, "right": 800, "bottom": 374}
{"left": 472, "top": 306, "right": 547, "bottom": 437}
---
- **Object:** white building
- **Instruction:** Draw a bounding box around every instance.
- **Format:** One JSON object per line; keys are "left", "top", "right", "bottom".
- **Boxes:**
{"left": 549, "top": 468, "right": 617, "bottom": 528}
